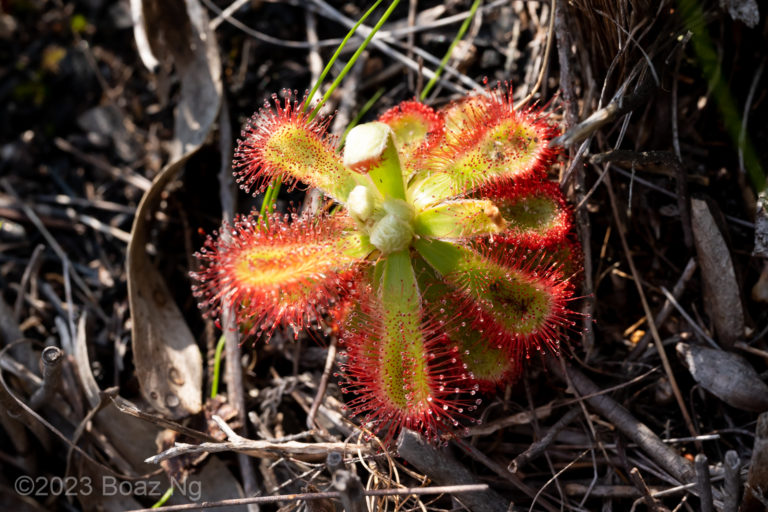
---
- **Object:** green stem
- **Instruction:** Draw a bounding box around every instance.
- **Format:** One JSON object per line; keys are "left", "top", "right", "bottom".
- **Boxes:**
{"left": 261, "top": 1, "right": 400, "bottom": 219}
{"left": 310, "top": 0, "right": 402, "bottom": 121}
{"left": 266, "top": 182, "right": 280, "bottom": 214}
{"left": 305, "top": 0, "right": 386, "bottom": 114}
{"left": 210, "top": 334, "right": 226, "bottom": 398}
{"left": 257, "top": 182, "right": 276, "bottom": 229}
{"left": 151, "top": 487, "right": 174, "bottom": 508}
{"left": 420, "top": 0, "right": 481, "bottom": 100}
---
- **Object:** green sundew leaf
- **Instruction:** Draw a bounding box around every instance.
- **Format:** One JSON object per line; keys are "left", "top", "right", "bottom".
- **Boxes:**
{"left": 413, "top": 199, "right": 503, "bottom": 239}
{"left": 367, "top": 134, "right": 407, "bottom": 201}
{"left": 193, "top": 214, "right": 373, "bottom": 341}
{"left": 456, "top": 332, "right": 516, "bottom": 384}
{"left": 445, "top": 310, "right": 517, "bottom": 385}
{"left": 376, "top": 250, "right": 431, "bottom": 409}
{"left": 492, "top": 183, "right": 570, "bottom": 245}
{"left": 233, "top": 232, "right": 369, "bottom": 302}
{"left": 380, "top": 251, "right": 421, "bottom": 344}
{"left": 412, "top": 237, "right": 463, "bottom": 275}
{"left": 409, "top": 116, "right": 549, "bottom": 207}
{"left": 441, "top": 94, "right": 489, "bottom": 144}
{"left": 442, "top": 119, "right": 545, "bottom": 194}
{"left": 414, "top": 257, "right": 515, "bottom": 385}
{"left": 388, "top": 115, "right": 430, "bottom": 151}
{"left": 343, "top": 232, "right": 376, "bottom": 260}
{"left": 378, "top": 102, "right": 442, "bottom": 166}
{"left": 501, "top": 196, "right": 559, "bottom": 232}
{"left": 414, "top": 239, "right": 557, "bottom": 338}
{"left": 262, "top": 228, "right": 372, "bottom": 305}
{"left": 263, "top": 123, "right": 359, "bottom": 202}
{"left": 409, "top": 173, "right": 456, "bottom": 210}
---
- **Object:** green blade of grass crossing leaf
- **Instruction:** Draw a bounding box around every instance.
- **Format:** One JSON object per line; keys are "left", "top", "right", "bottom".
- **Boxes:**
{"left": 420, "top": 0, "right": 481, "bottom": 101}
{"left": 309, "top": 0, "right": 401, "bottom": 121}
{"left": 258, "top": 0, "right": 401, "bottom": 223}
{"left": 305, "top": 0, "right": 386, "bottom": 116}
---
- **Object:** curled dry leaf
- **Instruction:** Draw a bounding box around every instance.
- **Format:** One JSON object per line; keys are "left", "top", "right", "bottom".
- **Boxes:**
{"left": 70, "top": 313, "right": 100, "bottom": 408}
{"left": 691, "top": 198, "right": 745, "bottom": 347}
{"left": 676, "top": 343, "right": 768, "bottom": 412}
{"left": 65, "top": 313, "right": 171, "bottom": 511}
{"left": 127, "top": 0, "right": 222, "bottom": 418}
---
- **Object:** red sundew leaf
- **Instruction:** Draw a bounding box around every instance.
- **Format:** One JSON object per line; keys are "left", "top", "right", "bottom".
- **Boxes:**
{"left": 448, "top": 309, "right": 522, "bottom": 392}
{"left": 409, "top": 90, "right": 560, "bottom": 207}
{"left": 414, "top": 257, "right": 522, "bottom": 391}
{"left": 441, "top": 93, "right": 491, "bottom": 144}
{"left": 485, "top": 179, "right": 572, "bottom": 249}
{"left": 493, "top": 234, "right": 584, "bottom": 288}
{"left": 377, "top": 101, "right": 444, "bottom": 167}
{"left": 412, "top": 198, "right": 504, "bottom": 240}
{"left": 338, "top": 252, "right": 480, "bottom": 443}
{"left": 191, "top": 213, "right": 372, "bottom": 340}
{"left": 412, "top": 179, "right": 573, "bottom": 253}
{"left": 414, "top": 238, "right": 576, "bottom": 357}
{"left": 233, "top": 91, "right": 358, "bottom": 203}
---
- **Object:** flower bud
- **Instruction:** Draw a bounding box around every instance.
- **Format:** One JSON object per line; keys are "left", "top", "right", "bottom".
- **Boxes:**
{"left": 343, "top": 122, "right": 393, "bottom": 171}
{"left": 347, "top": 185, "right": 375, "bottom": 222}
{"left": 370, "top": 214, "right": 413, "bottom": 254}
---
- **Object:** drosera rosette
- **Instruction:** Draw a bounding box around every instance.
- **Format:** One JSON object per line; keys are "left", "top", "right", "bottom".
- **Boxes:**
{"left": 191, "top": 86, "right": 582, "bottom": 442}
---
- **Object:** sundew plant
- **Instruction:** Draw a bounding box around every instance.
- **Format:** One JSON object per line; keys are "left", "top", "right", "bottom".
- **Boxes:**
{"left": 192, "top": 88, "right": 581, "bottom": 441}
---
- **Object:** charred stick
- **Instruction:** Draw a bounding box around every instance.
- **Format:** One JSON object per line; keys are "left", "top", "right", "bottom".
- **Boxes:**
{"left": 629, "top": 467, "right": 665, "bottom": 511}
{"left": 332, "top": 469, "right": 367, "bottom": 512}
{"left": 29, "top": 346, "right": 64, "bottom": 411}
{"left": 509, "top": 407, "right": 581, "bottom": 473}
{"left": 548, "top": 359, "right": 695, "bottom": 484}
{"left": 695, "top": 453, "right": 713, "bottom": 512}
{"left": 723, "top": 450, "right": 741, "bottom": 512}
{"left": 396, "top": 429, "right": 509, "bottom": 512}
